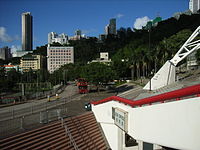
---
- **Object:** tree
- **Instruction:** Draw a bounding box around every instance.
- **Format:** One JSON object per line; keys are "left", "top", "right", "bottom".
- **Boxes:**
{"left": 81, "top": 63, "right": 117, "bottom": 86}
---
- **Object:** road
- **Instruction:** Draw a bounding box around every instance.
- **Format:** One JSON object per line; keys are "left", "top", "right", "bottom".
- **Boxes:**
{"left": 0, "top": 83, "right": 82, "bottom": 121}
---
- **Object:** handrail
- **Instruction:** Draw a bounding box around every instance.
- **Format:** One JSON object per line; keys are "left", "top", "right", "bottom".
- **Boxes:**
{"left": 91, "top": 84, "right": 200, "bottom": 107}
{"left": 61, "top": 118, "right": 79, "bottom": 150}
{"left": 76, "top": 117, "right": 97, "bottom": 150}
{"left": 70, "top": 117, "right": 88, "bottom": 148}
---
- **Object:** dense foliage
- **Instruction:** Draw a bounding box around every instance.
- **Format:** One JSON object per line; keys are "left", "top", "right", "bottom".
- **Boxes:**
{"left": 0, "top": 13, "right": 200, "bottom": 93}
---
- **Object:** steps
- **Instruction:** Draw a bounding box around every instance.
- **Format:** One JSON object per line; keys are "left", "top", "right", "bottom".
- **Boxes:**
{"left": 0, "top": 112, "right": 109, "bottom": 150}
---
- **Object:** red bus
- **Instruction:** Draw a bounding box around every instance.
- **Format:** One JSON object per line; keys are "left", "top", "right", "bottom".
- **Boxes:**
{"left": 77, "top": 78, "right": 88, "bottom": 94}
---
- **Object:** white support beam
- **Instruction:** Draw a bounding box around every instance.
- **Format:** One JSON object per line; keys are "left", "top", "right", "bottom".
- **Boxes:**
{"left": 144, "top": 26, "right": 200, "bottom": 90}
{"left": 170, "top": 26, "right": 200, "bottom": 66}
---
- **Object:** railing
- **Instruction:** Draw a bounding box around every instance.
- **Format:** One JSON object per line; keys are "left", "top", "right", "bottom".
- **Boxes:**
{"left": 70, "top": 117, "right": 88, "bottom": 148}
{"left": 91, "top": 84, "right": 200, "bottom": 107}
{"left": 76, "top": 117, "right": 97, "bottom": 150}
{"left": 61, "top": 118, "right": 79, "bottom": 150}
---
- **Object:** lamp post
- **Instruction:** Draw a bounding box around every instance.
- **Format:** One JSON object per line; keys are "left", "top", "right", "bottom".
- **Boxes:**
{"left": 149, "top": 69, "right": 154, "bottom": 91}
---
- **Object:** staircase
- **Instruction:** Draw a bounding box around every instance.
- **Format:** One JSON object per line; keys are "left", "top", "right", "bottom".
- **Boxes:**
{"left": 0, "top": 112, "right": 109, "bottom": 150}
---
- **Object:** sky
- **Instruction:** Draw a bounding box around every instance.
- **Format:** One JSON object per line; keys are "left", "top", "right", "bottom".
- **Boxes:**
{"left": 0, "top": 0, "right": 189, "bottom": 52}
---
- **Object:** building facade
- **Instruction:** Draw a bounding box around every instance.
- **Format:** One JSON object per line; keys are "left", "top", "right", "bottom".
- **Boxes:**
{"left": 47, "top": 46, "right": 74, "bottom": 73}
{"left": 90, "top": 52, "right": 111, "bottom": 65}
{"left": 105, "top": 25, "right": 110, "bottom": 35}
{"left": 22, "top": 12, "right": 33, "bottom": 51}
{"left": 105, "top": 18, "right": 117, "bottom": 35}
{"left": 109, "top": 18, "right": 117, "bottom": 35}
{"left": 189, "top": 0, "right": 200, "bottom": 13}
{"left": 0, "top": 46, "right": 12, "bottom": 60}
{"left": 48, "top": 32, "right": 68, "bottom": 45}
{"left": 20, "top": 55, "right": 43, "bottom": 72}
{"left": 69, "top": 29, "right": 82, "bottom": 41}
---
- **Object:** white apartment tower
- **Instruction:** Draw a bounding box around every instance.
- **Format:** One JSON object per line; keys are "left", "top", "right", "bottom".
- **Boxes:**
{"left": 189, "top": 0, "right": 200, "bottom": 13}
{"left": 47, "top": 46, "right": 74, "bottom": 73}
{"left": 48, "top": 32, "right": 68, "bottom": 45}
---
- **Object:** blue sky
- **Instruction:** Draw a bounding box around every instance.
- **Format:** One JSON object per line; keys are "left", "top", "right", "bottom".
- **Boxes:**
{"left": 0, "top": 0, "right": 189, "bottom": 52}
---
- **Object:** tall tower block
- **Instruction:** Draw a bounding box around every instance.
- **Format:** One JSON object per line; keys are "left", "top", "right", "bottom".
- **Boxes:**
{"left": 22, "top": 12, "right": 33, "bottom": 51}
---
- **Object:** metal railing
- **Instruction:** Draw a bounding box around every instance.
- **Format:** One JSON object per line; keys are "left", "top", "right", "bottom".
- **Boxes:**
{"left": 61, "top": 118, "right": 79, "bottom": 150}
{"left": 0, "top": 105, "right": 67, "bottom": 138}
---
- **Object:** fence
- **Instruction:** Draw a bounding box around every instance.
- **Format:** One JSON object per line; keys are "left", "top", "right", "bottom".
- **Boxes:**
{"left": 0, "top": 84, "right": 66, "bottom": 105}
{"left": 0, "top": 101, "right": 68, "bottom": 139}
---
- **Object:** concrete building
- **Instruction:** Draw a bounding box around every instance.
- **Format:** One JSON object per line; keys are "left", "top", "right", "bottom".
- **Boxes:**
{"left": 90, "top": 52, "right": 111, "bottom": 65}
{"left": 109, "top": 18, "right": 117, "bottom": 35}
{"left": 0, "top": 46, "right": 12, "bottom": 60}
{"left": 99, "top": 34, "right": 106, "bottom": 41}
{"left": 92, "top": 84, "right": 200, "bottom": 150}
{"left": 189, "top": 0, "right": 200, "bottom": 13}
{"left": 48, "top": 32, "right": 68, "bottom": 45}
{"left": 22, "top": 12, "right": 33, "bottom": 51}
{"left": 47, "top": 46, "right": 74, "bottom": 73}
{"left": 105, "top": 25, "right": 110, "bottom": 35}
{"left": 20, "top": 55, "right": 43, "bottom": 72}
{"left": 104, "top": 18, "right": 117, "bottom": 35}
{"left": 69, "top": 29, "right": 82, "bottom": 41}
{"left": 75, "top": 29, "right": 81, "bottom": 36}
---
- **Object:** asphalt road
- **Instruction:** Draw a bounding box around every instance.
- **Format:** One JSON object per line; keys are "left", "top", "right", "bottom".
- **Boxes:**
{"left": 0, "top": 83, "right": 82, "bottom": 121}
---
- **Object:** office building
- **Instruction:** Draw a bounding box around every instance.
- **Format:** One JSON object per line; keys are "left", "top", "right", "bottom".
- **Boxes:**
{"left": 189, "top": 0, "right": 200, "bottom": 13}
{"left": 0, "top": 46, "right": 12, "bottom": 60}
{"left": 48, "top": 32, "right": 68, "bottom": 45}
{"left": 47, "top": 46, "right": 74, "bottom": 73}
{"left": 105, "top": 18, "right": 117, "bottom": 35}
{"left": 75, "top": 29, "right": 81, "bottom": 36}
{"left": 20, "top": 55, "right": 43, "bottom": 72}
{"left": 70, "top": 29, "right": 82, "bottom": 40}
{"left": 109, "top": 18, "right": 117, "bottom": 35}
{"left": 105, "top": 25, "right": 110, "bottom": 35}
{"left": 22, "top": 12, "right": 33, "bottom": 51}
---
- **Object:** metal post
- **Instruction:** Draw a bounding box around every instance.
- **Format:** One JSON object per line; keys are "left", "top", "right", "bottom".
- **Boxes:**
{"left": 47, "top": 111, "right": 49, "bottom": 123}
{"left": 20, "top": 116, "right": 25, "bottom": 129}
{"left": 12, "top": 108, "right": 14, "bottom": 119}
{"left": 31, "top": 104, "right": 33, "bottom": 114}
{"left": 150, "top": 78, "right": 151, "bottom": 91}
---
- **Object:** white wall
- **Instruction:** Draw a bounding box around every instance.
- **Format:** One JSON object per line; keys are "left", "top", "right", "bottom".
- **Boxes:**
{"left": 143, "top": 61, "right": 175, "bottom": 90}
{"left": 92, "top": 97, "right": 200, "bottom": 150}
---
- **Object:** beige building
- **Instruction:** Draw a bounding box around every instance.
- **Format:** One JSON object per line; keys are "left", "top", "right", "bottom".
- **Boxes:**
{"left": 47, "top": 46, "right": 74, "bottom": 73}
{"left": 20, "top": 55, "right": 43, "bottom": 72}
{"left": 90, "top": 52, "right": 111, "bottom": 65}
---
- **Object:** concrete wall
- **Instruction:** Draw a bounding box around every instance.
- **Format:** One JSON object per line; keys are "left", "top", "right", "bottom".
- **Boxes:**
{"left": 143, "top": 61, "right": 175, "bottom": 90}
{"left": 92, "top": 97, "right": 200, "bottom": 150}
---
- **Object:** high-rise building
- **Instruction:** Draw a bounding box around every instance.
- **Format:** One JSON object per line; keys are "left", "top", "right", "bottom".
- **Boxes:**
{"left": 47, "top": 46, "right": 74, "bottom": 73}
{"left": 22, "top": 12, "right": 33, "bottom": 51}
{"left": 109, "top": 18, "right": 116, "bottom": 35}
{"left": 189, "top": 0, "right": 200, "bottom": 13}
{"left": 48, "top": 32, "right": 68, "bottom": 45}
{"left": 104, "top": 18, "right": 117, "bottom": 35}
{"left": 75, "top": 29, "right": 81, "bottom": 36}
{"left": 105, "top": 25, "right": 110, "bottom": 35}
{"left": 0, "top": 46, "right": 12, "bottom": 60}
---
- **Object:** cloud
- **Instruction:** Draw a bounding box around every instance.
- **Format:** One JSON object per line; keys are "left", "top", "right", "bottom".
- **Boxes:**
{"left": 133, "top": 16, "right": 151, "bottom": 29}
{"left": 0, "top": 27, "right": 13, "bottom": 42}
{"left": 0, "top": 27, "right": 20, "bottom": 43}
{"left": 115, "top": 13, "right": 124, "bottom": 19}
{"left": 11, "top": 45, "right": 21, "bottom": 53}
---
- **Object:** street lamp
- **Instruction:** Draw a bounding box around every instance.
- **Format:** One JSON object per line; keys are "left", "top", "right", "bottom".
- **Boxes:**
{"left": 149, "top": 69, "right": 154, "bottom": 91}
